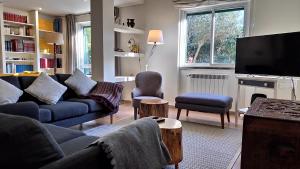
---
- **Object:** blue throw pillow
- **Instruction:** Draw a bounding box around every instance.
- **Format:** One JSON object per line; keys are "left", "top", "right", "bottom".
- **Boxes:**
{"left": 0, "top": 113, "right": 64, "bottom": 169}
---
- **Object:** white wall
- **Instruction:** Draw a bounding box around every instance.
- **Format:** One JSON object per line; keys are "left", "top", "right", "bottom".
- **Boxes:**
{"left": 250, "top": 0, "right": 300, "bottom": 36}
{"left": 118, "top": 0, "right": 179, "bottom": 104}
{"left": 118, "top": 0, "right": 300, "bottom": 107}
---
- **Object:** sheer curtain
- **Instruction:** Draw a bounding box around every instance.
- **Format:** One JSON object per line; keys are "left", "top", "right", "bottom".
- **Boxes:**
{"left": 66, "top": 14, "right": 77, "bottom": 73}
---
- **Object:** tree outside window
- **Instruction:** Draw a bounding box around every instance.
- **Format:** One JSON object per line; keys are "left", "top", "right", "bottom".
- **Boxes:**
{"left": 186, "top": 8, "right": 245, "bottom": 65}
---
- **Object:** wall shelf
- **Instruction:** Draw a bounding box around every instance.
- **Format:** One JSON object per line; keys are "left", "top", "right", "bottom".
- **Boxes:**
{"left": 4, "top": 20, "right": 34, "bottom": 26}
{"left": 5, "top": 51, "right": 36, "bottom": 54}
{"left": 6, "top": 60, "right": 34, "bottom": 63}
{"left": 114, "top": 24, "right": 144, "bottom": 34}
{"left": 5, "top": 34, "right": 35, "bottom": 39}
{"left": 114, "top": 51, "right": 145, "bottom": 58}
{"left": 115, "top": 76, "right": 135, "bottom": 82}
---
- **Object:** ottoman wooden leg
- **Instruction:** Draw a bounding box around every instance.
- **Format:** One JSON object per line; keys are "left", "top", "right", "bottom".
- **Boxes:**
{"left": 186, "top": 110, "right": 189, "bottom": 117}
{"left": 220, "top": 113, "right": 225, "bottom": 129}
{"left": 177, "top": 109, "right": 182, "bottom": 120}
{"left": 226, "top": 111, "right": 230, "bottom": 123}
{"left": 134, "top": 107, "right": 138, "bottom": 120}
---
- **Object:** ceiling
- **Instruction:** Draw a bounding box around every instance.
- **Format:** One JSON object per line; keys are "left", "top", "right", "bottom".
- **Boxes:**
{"left": 1, "top": 0, "right": 144, "bottom": 16}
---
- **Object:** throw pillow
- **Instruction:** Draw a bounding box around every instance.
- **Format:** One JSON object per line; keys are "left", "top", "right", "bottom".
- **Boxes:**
{"left": 64, "top": 68, "right": 97, "bottom": 96}
{"left": 0, "top": 78, "right": 23, "bottom": 105}
{"left": 25, "top": 72, "right": 67, "bottom": 104}
{"left": 0, "top": 113, "right": 64, "bottom": 169}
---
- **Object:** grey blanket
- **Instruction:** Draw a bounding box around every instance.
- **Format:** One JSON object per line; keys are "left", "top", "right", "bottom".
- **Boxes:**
{"left": 91, "top": 118, "right": 171, "bottom": 169}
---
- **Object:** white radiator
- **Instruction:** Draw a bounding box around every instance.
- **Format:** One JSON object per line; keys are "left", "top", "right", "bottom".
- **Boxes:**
{"left": 187, "top": 74, "right": 229, "bottom": 95}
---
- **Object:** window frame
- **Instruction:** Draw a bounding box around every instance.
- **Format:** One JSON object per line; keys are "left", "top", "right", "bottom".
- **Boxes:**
{"left": 179, "top": 1, "right": 250, "bottom": 68}
{"left": 76, "top": 21, "right": 92, "bottom": 75}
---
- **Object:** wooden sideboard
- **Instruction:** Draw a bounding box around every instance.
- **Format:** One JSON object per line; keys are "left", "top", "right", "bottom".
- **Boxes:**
{"left": 241, "top": 98, "right": 300, "bottom": 169}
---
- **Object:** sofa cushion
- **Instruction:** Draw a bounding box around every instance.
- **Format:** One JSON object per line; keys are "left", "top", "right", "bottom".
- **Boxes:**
{"left": 0, "top": 78, "right": 23, "bottom": 105}
{"left": 0, "top": 113, "right": 64, "bottom": 169}
{"left": 19, "top": 75, "right": 63, "bottom": 103}
{"left": 175, "top": 93, "right": 233, "bottom": 108}
{"left": 68, "top": 98, "right": 103, "bottom": 112}
{"left": 40, "top": 101, "right": 89, "bottom": 121}
{"left": 43, "top": 124, "right": 85, "bottom": 144}
{"left": 25, "top": 73, "right": 67, "bottom": 105}
{"left": 59, "top": 136, "right": 98, "bottom": 155}
{"left": 0, "top": 76, "right": 21, "bottom": 89}
{"left": 64, "top": 69, "right": 97, "bottom": 96}
{"left": 55, "top": 74, "right": 77, "bottom": 100}
{"left": 39, "top": 108, "right": 52, "bottom": 123}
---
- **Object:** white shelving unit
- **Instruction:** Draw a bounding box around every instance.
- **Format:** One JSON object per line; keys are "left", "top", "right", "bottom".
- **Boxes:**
{"left": 0, "top": 5, "right": 66, "bottom": 74}
{"left": 113, "top": 24, "right": 145, "bottom": 82}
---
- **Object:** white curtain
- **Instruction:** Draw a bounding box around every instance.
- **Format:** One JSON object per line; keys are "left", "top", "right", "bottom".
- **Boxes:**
{"left": 75, "top": 23, "right": 84, "bottom": 72}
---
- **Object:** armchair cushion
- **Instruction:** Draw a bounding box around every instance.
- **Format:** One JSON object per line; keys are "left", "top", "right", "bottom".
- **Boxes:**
{"left": 135, "top": 71, "right": 162, "bottom": 97}
{"left": 132, "top": 96, "right": 162, "bottom": 108}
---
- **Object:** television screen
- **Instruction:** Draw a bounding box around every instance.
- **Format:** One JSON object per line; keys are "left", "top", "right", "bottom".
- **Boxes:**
{"left": 235, "top": 32, "right": 300, "bottom": 77}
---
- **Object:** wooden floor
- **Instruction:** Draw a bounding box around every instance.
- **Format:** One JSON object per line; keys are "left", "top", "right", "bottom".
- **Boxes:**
{"left": 77, "top": 101, "right": 243, "bottom": 169}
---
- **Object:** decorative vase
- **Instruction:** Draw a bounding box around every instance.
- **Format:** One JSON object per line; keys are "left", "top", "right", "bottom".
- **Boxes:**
{"left": 127, "top": 19, "right": 135, "bottom": 28}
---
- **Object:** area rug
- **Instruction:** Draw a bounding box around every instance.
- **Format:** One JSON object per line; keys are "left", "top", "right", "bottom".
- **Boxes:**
{"left": 84, "top": 118, "right": 242, "bottom": 169}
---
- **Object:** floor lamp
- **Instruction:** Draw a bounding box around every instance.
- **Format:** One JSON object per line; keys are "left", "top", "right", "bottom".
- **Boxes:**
{"left": 146, "top": 30, "right": 164, "bottom": 71}
{"left": 44, "top": 32, "right": 64, "bottom": 74}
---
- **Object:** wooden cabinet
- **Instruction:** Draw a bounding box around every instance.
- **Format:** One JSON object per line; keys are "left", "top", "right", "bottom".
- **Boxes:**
{"left": 241, "top": 98, "right": 300, "bottom": 169}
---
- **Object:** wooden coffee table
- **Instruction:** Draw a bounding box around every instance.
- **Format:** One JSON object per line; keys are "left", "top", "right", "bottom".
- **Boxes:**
{"left": 159, "top": 118, "right": 183, "bottom": 169}
{"left": 140, "top": 99, "right": 168, "bottom": 118}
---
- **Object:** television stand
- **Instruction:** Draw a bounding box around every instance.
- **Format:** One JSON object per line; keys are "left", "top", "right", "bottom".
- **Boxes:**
{"left": 235, "top": 75, "right": 278, "bottom": 126}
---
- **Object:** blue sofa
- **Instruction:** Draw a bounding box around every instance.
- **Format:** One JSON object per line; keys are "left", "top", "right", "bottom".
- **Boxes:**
{"left": 0, "top": 74, "right": 118, "bottom": 127}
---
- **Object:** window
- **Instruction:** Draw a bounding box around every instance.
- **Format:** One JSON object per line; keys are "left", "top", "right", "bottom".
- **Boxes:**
{"left": 181, "top": 4, "right": 248, "bottom": 67}
{"left": 82, "top": 26, "right": 91, "bottom": 75}
{"left": 76, "top": 22, "right": 91, "bottom": 76}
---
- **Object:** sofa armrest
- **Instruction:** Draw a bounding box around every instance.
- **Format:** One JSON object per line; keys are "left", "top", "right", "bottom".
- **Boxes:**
{"left": 131, "top": 88, "right": 142, "bottom": 99}
{"left": 0, "top": 101, "right": 40, "bottom": 120}
{"left": 39, "top": 146, "right": 112, "bottom": 169}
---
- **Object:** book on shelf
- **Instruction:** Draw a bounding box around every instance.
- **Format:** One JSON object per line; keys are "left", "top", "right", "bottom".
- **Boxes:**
{"left": 53, "top": 18, "right": 62, "bottom": 33}
{"left": 3, "top": 12, "right": 27, "bottom": 23}
{"left": 6, "top": 63, "right": 33, "bottom": 73}
{"left": 5, "top": 39, "right": 35, "bottom": 52}
{"left": 40, "top": 58, "right": 62, "bottom": 68}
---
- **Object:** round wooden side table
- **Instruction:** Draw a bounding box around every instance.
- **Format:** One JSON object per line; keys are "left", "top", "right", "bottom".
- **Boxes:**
{"left": 159, "top": 118, "right": 183, "bottom": 169}
{"left": 140, "top": 99, "right": 168, "bottom": 118}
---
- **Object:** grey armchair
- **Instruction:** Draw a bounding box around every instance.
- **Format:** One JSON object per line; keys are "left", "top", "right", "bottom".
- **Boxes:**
{"left": 131, "top": 71, "right": 164, "bottom": 120}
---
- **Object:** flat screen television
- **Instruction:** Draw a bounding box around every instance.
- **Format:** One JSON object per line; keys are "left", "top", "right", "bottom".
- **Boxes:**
{"left": 235, "top": 32, "right": 300, "bottom": 77}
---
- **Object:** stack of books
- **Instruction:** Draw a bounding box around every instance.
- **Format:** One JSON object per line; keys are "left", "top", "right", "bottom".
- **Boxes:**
{"left": 3, "top": 12, "right": 27, "bottom": 23}
{"left": 5, "top": 39, "right": 35, "bottom": 52}
{"left": 6, "top": 63, "right": 33, "bottom": 73}
{"left": 40, "top": 58, "right": 62, "bottom": 68}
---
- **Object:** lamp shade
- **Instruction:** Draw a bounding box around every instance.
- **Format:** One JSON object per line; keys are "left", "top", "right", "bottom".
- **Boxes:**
{"left": 43, "top": 31, "right": 64, "bottom": 45}
{"left": 147, "top": 30, "right": 164, "bottom": 45}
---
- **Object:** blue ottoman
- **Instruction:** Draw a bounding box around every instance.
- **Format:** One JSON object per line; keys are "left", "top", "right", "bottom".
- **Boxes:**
{"left": 175, "top": 93, "right": 233, "bottom": 129}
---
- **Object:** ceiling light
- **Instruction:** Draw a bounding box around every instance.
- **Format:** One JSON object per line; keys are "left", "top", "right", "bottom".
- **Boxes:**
{"left": 38, "top": 7, "right": 42, "bottom": 11}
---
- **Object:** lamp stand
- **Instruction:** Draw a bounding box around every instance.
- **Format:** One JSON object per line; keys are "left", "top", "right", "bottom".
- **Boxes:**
{"left": 145, "top": 43, "right": 157, "bottom": 71}
{"left": 53, "top": 43, "right": 57, "bottom": 74}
